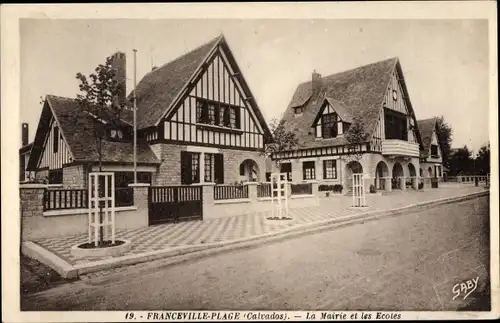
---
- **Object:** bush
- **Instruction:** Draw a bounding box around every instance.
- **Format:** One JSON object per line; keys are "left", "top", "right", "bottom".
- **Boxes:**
{"left": 318, "top": 184, "right": 343, "bottom": 193}
{"left": 369, "top": 184, "right": 377, "bottom": 193}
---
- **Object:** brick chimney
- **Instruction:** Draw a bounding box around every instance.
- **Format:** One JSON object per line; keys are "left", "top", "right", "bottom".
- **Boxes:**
{"left": 22, "top": 123, "right": 29, "bottom": 146}
{"left": 110, "top": 52, "right": 126, "bottom": 107}
{"left": 312, "top": 70, "right": 322, "bottom": 96}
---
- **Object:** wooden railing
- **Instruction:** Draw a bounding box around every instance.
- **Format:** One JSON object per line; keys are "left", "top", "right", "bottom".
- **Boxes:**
{"left": 44, "top": 189, "right": 88, "bottom": 211}
{"left": 290, "top": 183, "right": 312, "bottom": 195}
{"left": 44, "top": 187, "right": 134, "bottom": 211}
{"left": 214, "top": 185, "right": 249, "bottom": 200}
{"left": 257, "top": 183, "right": 272, "bottom": 198}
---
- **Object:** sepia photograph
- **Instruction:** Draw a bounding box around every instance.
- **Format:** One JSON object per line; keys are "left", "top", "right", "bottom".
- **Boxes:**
{"left": 2, "top": 2, "right": 498, "bottom": 321}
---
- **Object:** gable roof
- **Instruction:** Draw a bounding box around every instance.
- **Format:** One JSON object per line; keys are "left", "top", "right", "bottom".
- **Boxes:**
{"left": 281, "top": 57, "right": 423, "bottom": 150}
{"left": 311, "top": 97, "right": 353, "bottom": 126}
{"left": 417, "top": 117, "right": 437, "bottom": 158}
{"left": 130, "top": 36, "right": 221, "bottom": 129}
{"left": 130, "top": 34, "right": 272, "bottom": 139}
{"left": 27, "top": 95, "right": 160, "bottom": 170}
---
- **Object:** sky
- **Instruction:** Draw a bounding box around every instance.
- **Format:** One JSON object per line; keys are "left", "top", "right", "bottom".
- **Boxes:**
{"left": 20, "top": 19, "right": 490, "bottom": 151}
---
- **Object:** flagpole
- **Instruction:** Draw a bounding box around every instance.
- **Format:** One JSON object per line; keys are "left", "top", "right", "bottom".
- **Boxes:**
{"left": 133, "top": 49, "right": 138, "bottom": 184}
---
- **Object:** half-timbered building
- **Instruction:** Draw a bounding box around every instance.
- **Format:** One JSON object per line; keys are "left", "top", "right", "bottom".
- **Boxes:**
{"left": 274, "top": 57, "right": 430, "bottom": 191}
{"left": 417, "top": 117, "right": 444, "bottom": 180}
{"left": 26, "top": 35, "right": 272, "bottom": 189}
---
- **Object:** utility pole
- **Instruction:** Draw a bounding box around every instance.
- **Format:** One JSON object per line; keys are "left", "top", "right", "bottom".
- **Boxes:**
{"left": 133, "top": 49, "right": 138, "bottom": 184}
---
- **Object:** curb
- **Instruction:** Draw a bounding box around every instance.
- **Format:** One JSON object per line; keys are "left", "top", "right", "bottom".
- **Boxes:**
{"left": 23, "top": 190, "right": 489, "bottom": 279}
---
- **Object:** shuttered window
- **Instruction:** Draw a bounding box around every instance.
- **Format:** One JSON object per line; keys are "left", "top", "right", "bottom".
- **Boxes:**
{"left": 181, "top": 151, "right": 200, "bottom": 184}
{"left": 323, "top": 159, "right": 337, "bottom": 179}
{"left": 303, "top": 161, "right": 315, "bottom": 180}
{"left": 53, "top": 126, "right": 59, "bottom": 153}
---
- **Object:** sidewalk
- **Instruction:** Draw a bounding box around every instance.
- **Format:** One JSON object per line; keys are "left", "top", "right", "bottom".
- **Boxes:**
{"left": 26, "top": 185, "right": 487, "bottom": 276}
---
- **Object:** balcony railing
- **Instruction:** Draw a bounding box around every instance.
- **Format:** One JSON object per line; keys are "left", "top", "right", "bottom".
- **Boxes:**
{"left": 382, "top": 139, "right": 420, "bottom": 157}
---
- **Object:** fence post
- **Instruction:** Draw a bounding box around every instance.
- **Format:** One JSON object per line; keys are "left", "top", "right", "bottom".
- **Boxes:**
{"left": 202, "top": 184, "right": 215, "bottom": 219}
{"left": 244, "top": 182, "right": 258, "bottom": 211}
{"left": 128, "top": 183, "right": 150, "bottom": 210}
{"left": 310, "top": 180, "right": 319, "bottom": 196}
{"left": 20, "top": 184, "right": 47, "bottom": 241}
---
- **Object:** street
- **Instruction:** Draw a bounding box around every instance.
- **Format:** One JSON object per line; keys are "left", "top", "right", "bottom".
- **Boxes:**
{"left": 22, "top": 196, "right": 490, "bottom": 311}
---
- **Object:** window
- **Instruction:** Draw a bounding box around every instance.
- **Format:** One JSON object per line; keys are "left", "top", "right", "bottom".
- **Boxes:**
{"left": 323, "top": 159, "right": 337, "bottom": 179}
{"left": 181, "top": 151, "right": 200, "bottom": 184}
{"left": 280, "top": 162, "right": 292, "bottom": 181}
{"left": 239, "top": 163, "right": 246, "bottom": 176}
{"left": 114, "top": 172, "right": 152, "bottom": 187}
{"left": 321, "top": 113, "right": 338, "bottom": 139}
{"left": 265, "top": 172, "right": 271, "bottom": 182}
{"left": 181, "top": 151, "right": 223, "bottom": 184}
{"left": 53, "top": 126, "right": 59, "bottom": 153}
{"left": 294, "top": 107, "right": 304, "bottom": 115}
{"left": 384, "top": 108, "right": 407, "bottom": 141}
{"left": 431, "top": 144, "right": 438, "bottom": 157}
{"left": 196, "top": 99, "right": 241, "bottom": 129}
{"left": 204, "top": 154, "right": 213, "bottom": 182}
{"left": 303, "top": 161, "right": 315, "bottom": 180}
{"left": 48, "top": 169, "right": 63, "bottom": 184}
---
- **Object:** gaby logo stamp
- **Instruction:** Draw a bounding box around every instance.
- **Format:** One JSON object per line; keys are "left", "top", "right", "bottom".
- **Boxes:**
{"left": 452, "top": 276, "right": 479, "bottom": 301}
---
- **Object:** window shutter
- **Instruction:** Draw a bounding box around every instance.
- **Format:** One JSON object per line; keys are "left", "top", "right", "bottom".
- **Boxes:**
{"left": 201, "top": 102, "right": 209, "bottom": 123}
{"left": 303, "top": 162, "right": 306, "bottom": 180}
{"left": 215, "top": 105, "right": 221, "bottom": 125}
{"left": 235, "top": 107, "right": 241, "bottom": 129}
{"left": 323, "top": 160, "right": 327, "bottom": 179}
{"left": 53, "top": 126, "right": 59, "bottom": 153}
{"left": 180, "top": 151, "right": 192, "bottom": 184}
{"left": 214, "top": 153, "right": 224, "bottom": 184}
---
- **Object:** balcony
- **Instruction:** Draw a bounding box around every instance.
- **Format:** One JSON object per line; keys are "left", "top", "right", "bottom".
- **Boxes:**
{"left": 382, "top": 139, "right": 420, "bottom": 157}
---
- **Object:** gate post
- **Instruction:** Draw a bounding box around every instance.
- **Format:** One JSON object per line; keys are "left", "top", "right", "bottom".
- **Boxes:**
{"left": 202, "top": 183, "right": 215, "bottom": 219}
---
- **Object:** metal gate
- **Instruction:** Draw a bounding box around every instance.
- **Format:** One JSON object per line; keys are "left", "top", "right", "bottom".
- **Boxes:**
{"left": 148, "top": 186, "right": 203, "bottom": 225}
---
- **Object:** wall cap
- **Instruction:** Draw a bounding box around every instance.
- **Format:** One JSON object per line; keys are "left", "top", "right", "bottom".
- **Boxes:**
{"left": 43, "top": 206, "right": 137, "bottom": 217}
{"left": 20, "top": 184, "right": 47, "bottom": 189}
{"left": 128, "top": 183, "right": 150, "bottom": 187}
{"left": 243, "top": 182, "right": 259, "bottom": 185}
{"left": 214, "top": 198, "right": 251, "bottom": 205}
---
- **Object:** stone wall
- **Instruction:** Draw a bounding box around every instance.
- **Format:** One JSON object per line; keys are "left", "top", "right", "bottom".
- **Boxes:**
{"left": 20, "top": 183, "right": 149, "bottom": 241}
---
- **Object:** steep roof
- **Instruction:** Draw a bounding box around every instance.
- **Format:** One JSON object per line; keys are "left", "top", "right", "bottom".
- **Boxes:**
{"left": 281, "top": 57, "right": 400, "bottom": 149}
{"left": 417, "top": 117, "right": 437, "bottom": 158}
{"left": 129, "top": 35, "right": 272, "bottom": 139}
{"left": 27, "top": 95, "right": 160, "bottom": 170}
{"left": 130, "top": 36, "right": 221, "bottom": 129}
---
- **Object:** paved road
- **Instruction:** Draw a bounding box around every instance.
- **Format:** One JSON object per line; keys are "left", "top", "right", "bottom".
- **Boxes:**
{"left": 22, "top": 196, "right": 490, "bottom": 311}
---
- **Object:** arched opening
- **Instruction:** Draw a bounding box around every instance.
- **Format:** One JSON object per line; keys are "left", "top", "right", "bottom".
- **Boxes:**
{"left": 345, "top": 161, "right": 363, "bottom": 190}
{"left": 374, "top": 161, "right": 389, "bottom": 190}
{"left": 392, "top": 162, "right": 404, "bottom": 189}
{"left": 239, "top": 159, "right": 260, "bottom": 182}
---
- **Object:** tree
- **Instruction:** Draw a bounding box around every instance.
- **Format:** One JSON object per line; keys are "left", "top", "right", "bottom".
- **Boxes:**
{"left": 449, "top": 145, "right": 473, "bottom": 176}
{"left": 345, "top": 116, "right": 369, "bottom": 162}
{"left": 476, "top": 142, "right": 490, "bottom": 175}
{"left": 262, "top": 118, "right": 300, "bottom": 171}
{"left": 435, "top": 116, "right": 453, "bottom": 169}
{"left": 75, "top": 56, "right": 126, "bottom": 245}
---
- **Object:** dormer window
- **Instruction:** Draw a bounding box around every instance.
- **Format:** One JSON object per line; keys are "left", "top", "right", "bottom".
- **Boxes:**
{"left": 294, "top": 107, "right": 304, "bottom": 115}
{"left": 107, "top": 128, "right": 127, "bottom": 141}
{"left": 321, "top": 113, "right": 338, "bottom": 139}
